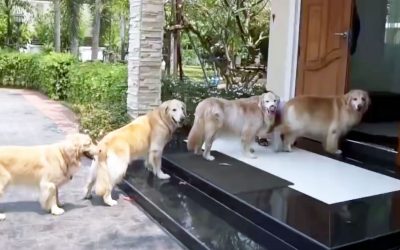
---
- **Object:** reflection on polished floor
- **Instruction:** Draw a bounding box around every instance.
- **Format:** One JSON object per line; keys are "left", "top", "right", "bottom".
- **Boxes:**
{"left": 122, "top": 134, "right": 400, "bottom": 250}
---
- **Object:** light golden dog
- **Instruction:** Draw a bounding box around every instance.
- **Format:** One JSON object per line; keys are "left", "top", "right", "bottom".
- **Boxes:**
{"left": 273, "top": 89, "right": 370, "bottom": 154}
{"left": 0, "top": 133, "right": 97, "bottom": 220}
{"left": 84, "top": 99, "right": 186, "bottom": 207}
{"left": 187, "top": 92, "right": 280, "bottom": 160}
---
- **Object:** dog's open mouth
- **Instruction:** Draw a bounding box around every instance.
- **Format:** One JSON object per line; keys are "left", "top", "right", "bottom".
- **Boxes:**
{"left": 172, "top": 117, "right": 184, "bottom": 127}
{"left": 83, "top": 151, "right": 94, "bottom": 160}
{"left": 266, "top": 106, "right": 277, "bottom": 115}
{"left": 356, "top": 105, "right": 363, "bottom": 112}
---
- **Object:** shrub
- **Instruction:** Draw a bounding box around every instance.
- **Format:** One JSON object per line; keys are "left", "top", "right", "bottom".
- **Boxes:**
{"left": 67, "top": 62, "right": 129, "bottom": 138}
{"left": 0, "top": 52, "right": 265, "bottom": 138}
{"left": 161, "top": 76, "right": 265, "bottom": 124}
{"left": 0, "top": 52, "right": 76, "bottom": 99}
{"left": 0, "top": 52, "right": 128, "bottom": 139}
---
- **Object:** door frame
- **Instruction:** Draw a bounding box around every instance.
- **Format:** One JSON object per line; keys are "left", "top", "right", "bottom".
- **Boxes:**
{"left": 286, "top": 0, "right": 301, "bottom": 100}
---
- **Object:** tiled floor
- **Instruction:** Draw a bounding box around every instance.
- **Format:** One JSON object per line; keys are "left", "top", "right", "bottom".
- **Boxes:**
{"left": 202, "top": 136, "right": 400, "bottom": 204}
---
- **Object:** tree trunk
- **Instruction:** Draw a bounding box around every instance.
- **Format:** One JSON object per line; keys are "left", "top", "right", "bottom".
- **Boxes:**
{"left": 6, "top": 11, "right": 12, "bottom": 46}
{"left": 176, "top": 0, "right": 183, "bottom": 80}
{"left": 119, "top": 15, "right": 126, "bottom": 60}
{"left": 70, "top": 0, "right": 80, "bottom": 57}
{"left": 91, "top": 0, "right": 102, "bottom": 60}
{"left": 53, "top": 0, "right": 61, "bottom": 52}
{"left": 170, "top": 0, "right": 178, "bottom": 76}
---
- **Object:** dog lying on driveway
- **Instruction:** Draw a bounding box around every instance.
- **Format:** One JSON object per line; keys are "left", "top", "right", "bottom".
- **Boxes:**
{"left": 84, "top": 99, "right": 186, "bottom": 207}
{"left": 0, "top": 133, "right": 97, "bottom": 220}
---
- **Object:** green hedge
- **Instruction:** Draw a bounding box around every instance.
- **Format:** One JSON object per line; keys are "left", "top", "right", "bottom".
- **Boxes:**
{"left": 0, "top": 52, "right": 265, "bottom": 138}
{"left": 0, "top": 52, "right": 128, "bottom": 138}
{"left": 0, "top": 52, "right": 76, "bottom": 99}
{"left": 162, "top": 77, "right": 265, "bottom": 124}
{"left": 67, "top": 62, "right": 129, "bottom": 138}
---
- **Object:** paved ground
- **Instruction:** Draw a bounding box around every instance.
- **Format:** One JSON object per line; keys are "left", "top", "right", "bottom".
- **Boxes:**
{"left": 0, "top": 89, "right": 184, "bottom": 250}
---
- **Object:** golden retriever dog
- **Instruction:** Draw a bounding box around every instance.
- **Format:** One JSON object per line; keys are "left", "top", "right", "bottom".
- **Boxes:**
{"left": 273, "top": 89, "right": 370, "bottom": 154}
{"left": 187, "top": 92, "right": 280, "bottom": 161}
{"left": 0, "top": 133, "right": 97, "bottom": 221}
{"left": 84, "top": 99, "right": 186, "bottom": 207}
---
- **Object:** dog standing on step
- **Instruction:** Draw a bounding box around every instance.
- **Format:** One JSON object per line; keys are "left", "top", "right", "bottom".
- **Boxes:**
{"left": 187, "top": 92, "right": 280, "bottom": 160}
{"left": 273, "top": 89, "right": 370, "bottom": 154}
{"left": 84, "top": 99, "right": 186, "bottom": 207}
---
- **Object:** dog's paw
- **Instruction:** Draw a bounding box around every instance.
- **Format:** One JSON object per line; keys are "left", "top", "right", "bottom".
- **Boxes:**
{"left": 157, "top": 171, "right": 171, "bottom": 179}
{"left": 0, "top": 213, "right": 5, "bottom": 221}
{"left": 334, "top": 149, "right": 343, "bottom": 155}
{"left": 84, "top": 193, "right": 92, "bottom": 200}
{"left": 51, "top": 206, "right": 65, "bottom": 216}
{"left": 256, "top": 137, "right": 270, "bottom": 147}
{"left": 203, "top": 155, "right": 215, "bottom": 161}
{"left": 282, "top": 145, "right": 292, "bottom": 152}
{"left": 104, "top": 199, "right": 118, "bottom": 207}
{"left": 245, "top": 153, "right": 258, "bottom": 159}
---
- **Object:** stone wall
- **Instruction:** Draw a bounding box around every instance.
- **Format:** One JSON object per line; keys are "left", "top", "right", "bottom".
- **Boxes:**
{"left": 127, "top": 0, "right": 164, "bottom": 118}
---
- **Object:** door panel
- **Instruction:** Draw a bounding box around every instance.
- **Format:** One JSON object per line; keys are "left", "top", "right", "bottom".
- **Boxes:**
{"left": 296, "top": 0, "right": 353, "bottom": 96}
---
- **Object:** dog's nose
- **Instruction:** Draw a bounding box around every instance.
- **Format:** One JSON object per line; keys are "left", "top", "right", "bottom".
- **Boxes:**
{"left": 180, "top": 118, "right": 185, "bottom": 123}
{"left": 269, "top": 105, "right": 276, "bottom": 112}
{"left": 356, "top": 104, "right": 363, "bottom": 111}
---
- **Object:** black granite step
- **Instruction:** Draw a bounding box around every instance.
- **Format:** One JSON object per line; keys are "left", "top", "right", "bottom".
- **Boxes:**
{"left": 119, "top": 133, "right": 400, "bottom": 250}
{"left": 160, "top": 137, "right": 400, "bottom": 250}
{"left": 119, "top": 161, "right": 295, "bottom": 250}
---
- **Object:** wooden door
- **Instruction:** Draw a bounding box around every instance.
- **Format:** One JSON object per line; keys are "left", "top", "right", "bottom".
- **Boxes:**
{"left": 296, "top": 0, "right": 354, "bottom": 96}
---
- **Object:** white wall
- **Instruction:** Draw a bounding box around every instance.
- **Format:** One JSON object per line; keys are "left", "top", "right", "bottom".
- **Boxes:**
{"left": 266, "top": 0, "right": 300, "bottom": 101}
{"left": 78, "top": 47, "right": 105, "bottom": 62}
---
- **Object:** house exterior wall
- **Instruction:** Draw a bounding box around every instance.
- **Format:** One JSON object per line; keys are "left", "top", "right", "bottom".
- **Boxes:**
{"left": 267, "top": 0, "right": 300, "bottom": 101}
{"left": 127, "top": 0, "right": 164, "bottom": 118}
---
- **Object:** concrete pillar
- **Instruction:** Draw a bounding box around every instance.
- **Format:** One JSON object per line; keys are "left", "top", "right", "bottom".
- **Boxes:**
{"left": 127, "top": 0, "right": 164, "bottom": 118}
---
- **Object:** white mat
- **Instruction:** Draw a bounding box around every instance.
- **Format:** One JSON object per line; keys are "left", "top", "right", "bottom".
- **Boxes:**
{"left": 188, "top": 136, "right": 400, "bottom": 204}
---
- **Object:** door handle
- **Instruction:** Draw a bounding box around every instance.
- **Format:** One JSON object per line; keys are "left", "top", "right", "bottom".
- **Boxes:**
{"left": 334, "top": 31, "right": 349, "bottom": 39}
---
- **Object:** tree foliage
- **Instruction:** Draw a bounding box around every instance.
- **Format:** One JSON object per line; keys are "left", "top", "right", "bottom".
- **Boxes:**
{"left": 0, "top": 0, "right": 31, "bottom": 46}
{"left": 166, "top": 0, "right": 270, "bottom": 87}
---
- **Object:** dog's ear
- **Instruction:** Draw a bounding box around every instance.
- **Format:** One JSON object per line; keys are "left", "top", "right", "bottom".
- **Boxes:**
{"left": 61, "top": 138, "right": 80, "bottom": 166}
{"left": 182, "top": 102, "right": 187, "bottom": 116}
{"left": 159, "top": 101, "right": 169, "bottom": 114}
{"left": 364, "top": 92, "right": 371, "bottom": 109}
{"left": 258, "top": 94, "right": 266, "bottom": 111}
{"left": 344, "top": 92, "right": 352, "bottom": 107}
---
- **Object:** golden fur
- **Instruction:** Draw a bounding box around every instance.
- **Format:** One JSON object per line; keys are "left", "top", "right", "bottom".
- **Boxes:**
{"left": 0, "top": 133, "right": 97, "bottom": 220}
{"left": 273, "top": 89, "right": 370, "bottom": 154}
{"left": 187, "top": 92, "right": 280, "bottom": 160}
{"left": 84, "top": 99, "right": 186, "bottom": 207}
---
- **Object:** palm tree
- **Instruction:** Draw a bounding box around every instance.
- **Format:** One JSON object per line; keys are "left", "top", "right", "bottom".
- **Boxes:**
{"left": 61, "top": 0, "right": 80, "bottom": 56}
{"left": 70, "top": 0, "right": 80, "bottom": 56}
{"left": 54, "top": 0, "right": 61, "bottom": 52}
{"left": 91, "top": 0, "right": 102, "bottom": 60}
{"left": 0, "top": 0, "right": 31, "bottom": 46}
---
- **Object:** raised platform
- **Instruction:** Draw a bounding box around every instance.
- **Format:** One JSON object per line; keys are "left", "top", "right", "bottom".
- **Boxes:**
{"left": 122, "top": 135, "right": 400, "bottom": 250}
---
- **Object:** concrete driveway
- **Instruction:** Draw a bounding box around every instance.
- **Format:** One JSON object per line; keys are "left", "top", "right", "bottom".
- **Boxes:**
{"left": 0, "top": 88, "right": 183, "bottom": 250}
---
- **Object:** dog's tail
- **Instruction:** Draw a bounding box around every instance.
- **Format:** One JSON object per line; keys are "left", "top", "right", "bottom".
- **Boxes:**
{"left": 95, "top": 146, "right": 112, "bottom": 196}
{"left": 187, "top": 112, "right": 205, "bottom": 152}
